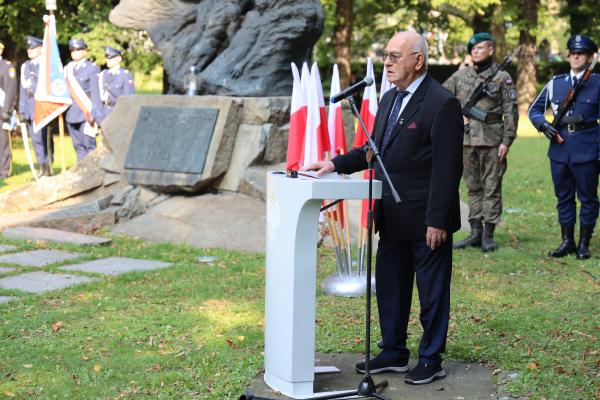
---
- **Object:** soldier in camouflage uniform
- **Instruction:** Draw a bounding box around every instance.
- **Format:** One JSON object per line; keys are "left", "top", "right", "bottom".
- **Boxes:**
{"left": 443, "top": 32, "right": 518, "bottom": 252}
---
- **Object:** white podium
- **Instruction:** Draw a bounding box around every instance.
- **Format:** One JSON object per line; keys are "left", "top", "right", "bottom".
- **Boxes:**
{"left": 264, "top": 172, "right": 382, "bottom": 399}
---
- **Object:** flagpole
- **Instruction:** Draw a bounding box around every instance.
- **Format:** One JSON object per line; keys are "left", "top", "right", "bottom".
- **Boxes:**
{"left": 59, "top": 115, "right": 65, "bottom": 172}
{"left": 45, "top": 0, "right": 65, "bottom": 173}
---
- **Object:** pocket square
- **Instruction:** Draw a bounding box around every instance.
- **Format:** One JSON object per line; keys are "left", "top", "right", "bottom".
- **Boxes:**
{"left": 407, "top": 121, "right": 418, "bottom": 129}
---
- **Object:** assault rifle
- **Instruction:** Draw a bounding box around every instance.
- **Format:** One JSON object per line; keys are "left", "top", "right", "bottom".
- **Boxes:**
{"left": 550, "top": 54, "right": 598, "bottom": 144}
{"left": 462, "top": 46, "right": 521, "bottom": 122}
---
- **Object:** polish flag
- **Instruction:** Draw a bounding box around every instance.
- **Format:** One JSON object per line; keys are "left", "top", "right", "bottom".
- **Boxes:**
{"left": 353, "top": 57, "right": 378, "bottom": 148}
{"left": 380, "top": 65, "right": 393, "bottom": 101}
{"left": 286, "top": 63, "right": 307, "bottom": 171}
{"left": 327, "top": 64, "right": 346, "bottom": 158}
{"left": 300, "top": 62, "right": 310, "bottom": 98}
{"left": 353, "top": 58, "right": 378, "bottom": 228}
{"left": 327, "top": 64, "right": 347, "bottom": 227}
{"left": 33, "top": 14, "right": 72, "bottom": 133}
{"left": 303, "top": 62, "right": 330, "bottom": 164}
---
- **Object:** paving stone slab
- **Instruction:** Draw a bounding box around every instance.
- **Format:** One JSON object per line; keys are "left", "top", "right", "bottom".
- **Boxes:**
{"left": 0, "top": 272, "right": 97, "bottom": 294}
{"left": 59, "top": 257, "right": 172, "bottom": 276}
{"left": 2, "top": 226, "right": 111, "bottom": 246}
{"left": 245, "top": 353, "right": 496, "bottom": 400}
{"left": 0, "top": 245, "right": 17, "bottom": 253}
{"left": 0, "top": 296, "right": 18, "bottom": 304}
{"left": 0, "top": 267, "right": 16, "bottom": 274}
{"left": 0, "top": 250, "right": 83, "bottom": 268}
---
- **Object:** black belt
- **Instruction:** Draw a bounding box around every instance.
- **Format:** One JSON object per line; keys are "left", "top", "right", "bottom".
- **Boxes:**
{"left": 559, "top": 121, "right": 599, "bottom": 133}
{"left": 485, "top": 113, "right": 503, "bottom": 123}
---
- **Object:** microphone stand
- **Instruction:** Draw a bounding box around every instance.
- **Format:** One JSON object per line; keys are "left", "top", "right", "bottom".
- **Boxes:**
{"left": 240, "top": 94, "right": 401, "bottom": 400}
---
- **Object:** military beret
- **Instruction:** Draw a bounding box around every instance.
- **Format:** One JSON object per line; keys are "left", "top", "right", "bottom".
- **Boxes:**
{"left": 68, "top": 38, "right": 87, "bottom": 51}
{"left": 567, "top": 35, "right": 597, "bottom": 54}
{"left": 104, "top": 46, "right": 122, "bottom": 59}
{"left": 26, "top": 36, "right": 43, "bottom": 49}
{"left": 467, "top": 32, "right": 493, "bottom": 53}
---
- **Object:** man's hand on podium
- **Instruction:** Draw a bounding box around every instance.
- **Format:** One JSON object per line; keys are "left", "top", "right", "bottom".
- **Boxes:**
{"left": 300, "top": 160, "right": 335, "bottom": 176}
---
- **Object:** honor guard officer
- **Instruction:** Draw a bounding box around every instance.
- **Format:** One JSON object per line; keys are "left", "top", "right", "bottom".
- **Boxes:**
{"left": 98, "top": 46, "right": 134, "bottom": 121}
{"left": 19, "top": 36, "right": 53, "bottom": 176}
{"left": 64, "top": 38, "right": 103, "bottom": 161}
{"left": 529, "top": 35, "right": 600, "bottom": 260}
{"left": 444, "top": 32, "right": 519, "bottom": 252}
{"left": 0, "top": 39, "right": 18, "bottom": 179}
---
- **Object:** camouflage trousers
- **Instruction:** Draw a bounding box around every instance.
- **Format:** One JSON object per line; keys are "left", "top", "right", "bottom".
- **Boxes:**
{"left": 463, "top": 145, "right": 507, "bottom": 225}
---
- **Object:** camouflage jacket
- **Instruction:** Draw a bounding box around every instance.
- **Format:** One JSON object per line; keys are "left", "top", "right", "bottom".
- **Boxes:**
{"left": 443, "top": 64, "right": 518, "bottom": 147}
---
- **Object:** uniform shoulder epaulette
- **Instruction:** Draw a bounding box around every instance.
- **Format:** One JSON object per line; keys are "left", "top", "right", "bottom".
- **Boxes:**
{"left": 553, "top": 73, "right": 568, "bottom": 80}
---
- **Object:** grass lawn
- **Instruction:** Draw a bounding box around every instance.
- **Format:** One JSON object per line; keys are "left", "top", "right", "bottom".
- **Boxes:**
{"left": 0, "top": 134, "right": 598, "bottom": 398}
{"left": 0, "top": 134, "right": 78, "bottom": 194}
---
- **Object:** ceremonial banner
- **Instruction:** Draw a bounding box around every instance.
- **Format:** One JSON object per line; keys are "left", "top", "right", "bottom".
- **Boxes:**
{"left": 33, "top": 14, "right": 71, "bottom": 133}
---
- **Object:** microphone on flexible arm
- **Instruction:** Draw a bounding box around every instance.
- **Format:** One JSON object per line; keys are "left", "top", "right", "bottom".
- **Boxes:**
{"left": 330, "top": 76, "right": 374, "bottom": 104}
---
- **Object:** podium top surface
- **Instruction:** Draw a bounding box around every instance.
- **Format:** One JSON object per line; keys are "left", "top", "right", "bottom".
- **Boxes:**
{"left": 267, "top": 171, "right": 382, "bottom": 200}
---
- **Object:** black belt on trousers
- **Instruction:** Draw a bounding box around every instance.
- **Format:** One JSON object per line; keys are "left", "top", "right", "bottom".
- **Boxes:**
{"left": 485, "top": 113, "right": 503, "bottom": 123}
{"left": 559, "top": 120, "right": 599, "bottom": 132}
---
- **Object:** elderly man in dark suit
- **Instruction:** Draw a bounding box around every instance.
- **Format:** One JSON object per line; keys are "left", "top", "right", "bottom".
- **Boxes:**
{"left": 303, "top": 31, "right": 463, "bottom": 385}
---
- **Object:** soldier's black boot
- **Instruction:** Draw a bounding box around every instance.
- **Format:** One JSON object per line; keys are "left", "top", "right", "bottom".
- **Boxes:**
{"left": 576, "top": 225, "right": 593, "bottom": 260}
{"left": 548, "top": 225, "right": 576, "bottom": 258}
{"left": 454, "top": 221, "right": 482, "bottom": 249}
{"left": 481, "top": 223, "right": 497, "bottom": 252}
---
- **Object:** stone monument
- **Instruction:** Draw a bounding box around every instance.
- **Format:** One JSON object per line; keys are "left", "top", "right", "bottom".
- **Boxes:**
{"left": 109, "top": 0, "right": 324, "bottom": 96}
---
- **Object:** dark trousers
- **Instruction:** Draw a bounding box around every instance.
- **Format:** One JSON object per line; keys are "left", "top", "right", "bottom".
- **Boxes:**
{"left": 0, "top": 128, "right": 10, "bottom": 178}
{"left": 67, "top": 121, "right": 96, "bottom": 161}
{"left": 376, "top": 234, "right": 453, "bottom": 365}
{"left": 29, "top": 124, "right": 53, "bottom": 164}
{"left": 550, "top": 160, "right": 599, "bottom": 227}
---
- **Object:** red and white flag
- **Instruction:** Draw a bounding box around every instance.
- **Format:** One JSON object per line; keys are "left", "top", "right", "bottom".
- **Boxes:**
{"left": 286, "top": 63, "right": 307, "bottom": 171}
{"left": 303, "top": 62, "right": 330, "bottom": 165}
{"left": 327, "top": 64, "right": 346, "bottom": 158}
{"left": 353, "top": 58, "right": 378, "bottom": 228}
{"left": 380, "top": 65, "right": 393, "bottom": 101}
{"left": 352, "top": 57, "right": 378, "bottom": 148}
{"left": 300, "top": 62, "right": 310, "bottom": 99}
{"left": 33, "top": 14, "right": 72, "bottom": 133}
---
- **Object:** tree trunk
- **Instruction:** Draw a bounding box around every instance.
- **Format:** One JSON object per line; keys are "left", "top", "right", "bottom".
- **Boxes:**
{"left": 516, "top": 0, "right": 539, "bottom": 115}
{"left": 490, "top": 3, "right": 508, "bottom": 61}
{"left": 333, "top": 0, "right": 352, "bottom": 88}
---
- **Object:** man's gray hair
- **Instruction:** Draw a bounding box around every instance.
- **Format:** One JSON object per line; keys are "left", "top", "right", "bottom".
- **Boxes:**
{"left": 411, "top": 34, "right": 429, "bottom": 65}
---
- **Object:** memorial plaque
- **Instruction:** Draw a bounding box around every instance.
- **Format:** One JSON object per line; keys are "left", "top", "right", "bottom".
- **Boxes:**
{"left": 124, "top": 106, "right": 219, "bottom": 174}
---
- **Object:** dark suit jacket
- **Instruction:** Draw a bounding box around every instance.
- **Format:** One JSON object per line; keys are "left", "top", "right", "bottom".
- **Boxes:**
{"left": 332, "top": 74, "right": 464, "bottom": 242}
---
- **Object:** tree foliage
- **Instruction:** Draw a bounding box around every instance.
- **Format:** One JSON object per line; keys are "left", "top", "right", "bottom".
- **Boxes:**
{"left": 0, "top": 0, "right": 159, "bottom": 74}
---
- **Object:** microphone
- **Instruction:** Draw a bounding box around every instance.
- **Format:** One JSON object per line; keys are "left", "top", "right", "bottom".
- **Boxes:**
{"left": 330, "top": 76, "right": 374, "bottom": 104}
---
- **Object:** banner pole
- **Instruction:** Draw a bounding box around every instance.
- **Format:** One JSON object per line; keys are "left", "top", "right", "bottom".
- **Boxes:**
{"left": 59, "top": 114, "right": 65, "bottom": 172}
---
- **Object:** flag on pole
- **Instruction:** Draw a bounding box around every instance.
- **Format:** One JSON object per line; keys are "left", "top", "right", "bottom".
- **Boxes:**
{"left": 300, "top": 62, "right": 310, "bottom": 98}
{"left": 33, "top": 14, "right": 71, "bottom": 133}
{"left": 311, "top": 62, "right": 330, "bottom": 157}
{"left": 303, "top": 63, "right": 330, "bottom": 165}
{"left": 352, "top": 57, "right": 377, "bottom": 148}
{"left": 353, "top": 58, "right": 378, "bottom": 228}
{"left": 327, "top": 64, "right": 347, "bottom": 227}
{"left": 286, "top": 63, "right": 307, "bottom": 171}
{"left": 327, "top": 64, "right": 346, "bottom": 158}
{"left": 380, "top": 65, "right": 393, "bottom": 101}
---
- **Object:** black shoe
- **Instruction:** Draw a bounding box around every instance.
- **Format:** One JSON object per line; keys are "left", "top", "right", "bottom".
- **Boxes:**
{"left": 405, "top": 362, "right": 446, "bottom": 385}
{"left": 355, "top": 352, "right": 409, "bottom": 374}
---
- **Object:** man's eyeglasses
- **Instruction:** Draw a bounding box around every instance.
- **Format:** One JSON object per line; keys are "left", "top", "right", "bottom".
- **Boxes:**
{"left": 382, "top": 52, "right": 419, "bottom": 63}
